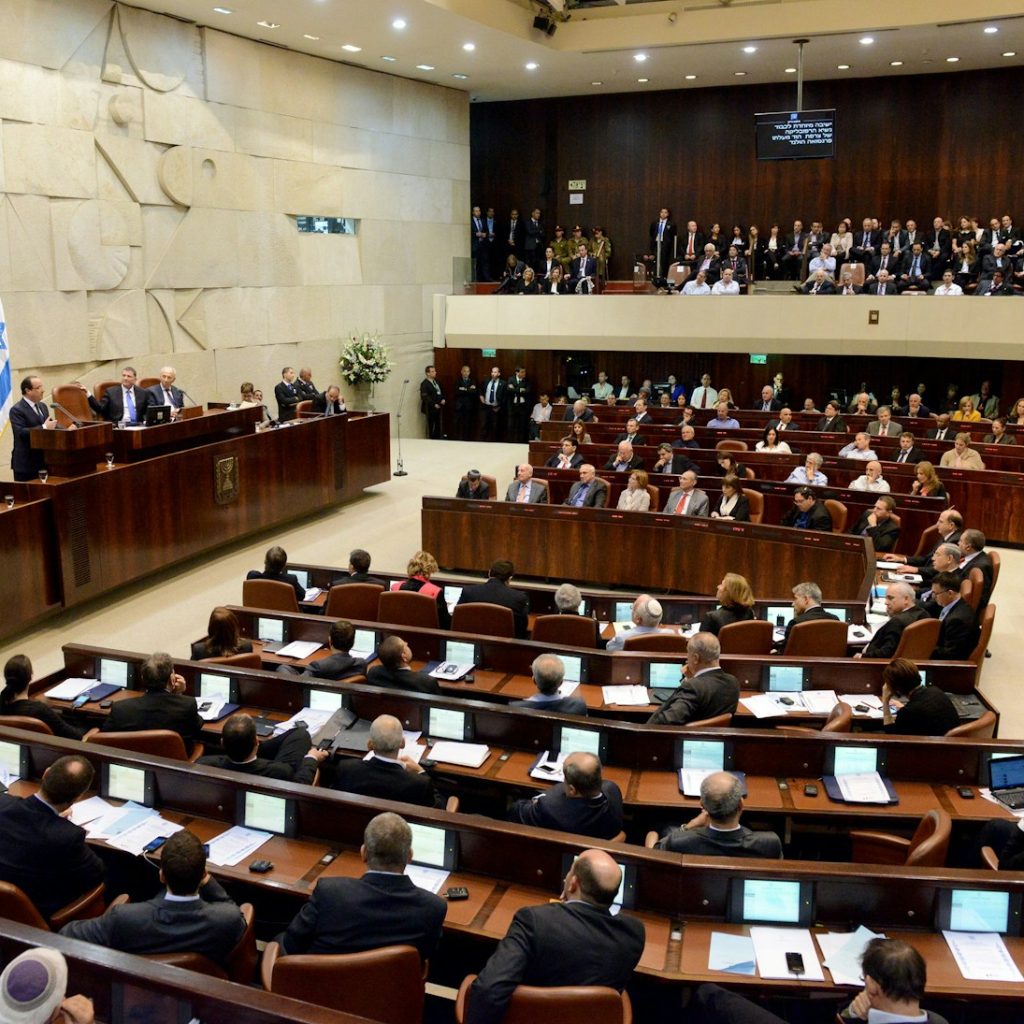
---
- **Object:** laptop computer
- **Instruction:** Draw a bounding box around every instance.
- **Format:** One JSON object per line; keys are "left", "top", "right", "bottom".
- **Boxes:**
{"left": 989, "top": 755, "right": 1024, "bottom": 810}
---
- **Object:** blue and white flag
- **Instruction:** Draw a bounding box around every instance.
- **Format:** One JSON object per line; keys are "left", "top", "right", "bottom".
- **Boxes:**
{"left": 0, "top": 299, "right": 11, "bottom": 439}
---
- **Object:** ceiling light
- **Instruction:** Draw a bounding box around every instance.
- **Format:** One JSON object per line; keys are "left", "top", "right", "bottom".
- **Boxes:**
{"left": 591, "top": 81, "right": 603, "bottom": 86}
{"left": 212, "top": 7, "right": 232, "bottom": 13}
{"left": 837, "top": 64, "right": 850, "bottom": 70}
{"left": 685, "top": 74, "right": 697, "bottom": 80}
{"left": 784, "top": 67, "right": 796, "bottom": 73}
{"left": 416, "top": 64, "right": 435, "bottom": 71}
{"left": 381, "top": 55, "right": 397, "bottom": 62}
{"left": 256, "top": 20, "right": 280, "bottom": 29}
{"left": 634, "top": 53, "right": 648, "bottom": 63}
{"left": 463, "top": 42, "right": 475, "bottom": 52}
{"left": 1003, "top": 51, "right": 1017, "bottom": 57}
{"left": 637, "top": 77, "right": 649, "bottom": 83}
{"left": 303, "top": 34, "right": 320, "bottom": 40}
{"left": 392, "top": 18, "right": 407, "bottom": 30}
{"left": 860, "top": 36, "right": 874, "bottom": 45}
{"left": 452, "top": 73, "right": 468, "bottom": 80}
{"left": 341, "top": 44, "right": 362, "bottom": 52}
{"left": 946, "top": 56, "right": 959, "bottom": 62}
{"left": 743, "top": 46, "right": 757, "bottom": 54}
{"left": 525, "top": 62, "right": 538, "bottom": 70}
{"left": 734, "top": 71, "right": 746, "bottom": 76}
{"left": 984, "top": 26, "right": 999, "bottom": 34}
{"left": 890, "top": 60, "right": 903, "bottom": 66}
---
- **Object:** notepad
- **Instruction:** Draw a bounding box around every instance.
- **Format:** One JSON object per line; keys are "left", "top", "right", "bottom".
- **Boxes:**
{"left": 708, "top": 932, "right": 756, "bottom": 975}
{"left": 429, "top": 741, "right": 490, "bottom": 768}
{"left": 44, "top": 679, "right": 95, "bottom": 701}
{"left": 749, "top": 927, "right": 825, "bottom": 981}
{"left": 835, "top": 771, "right": 891, "bottom": 803}
{"left": 275, "top": 640, "right": 322, "bottom": 659}
{"left": 943, "top": 930, "right": 1024, "bottom": 983}
{"left": 601, "top": 685, "right": 649, "bottom": 706}
{"left": 740, "top": 695, "right": 788, "bottom": 719}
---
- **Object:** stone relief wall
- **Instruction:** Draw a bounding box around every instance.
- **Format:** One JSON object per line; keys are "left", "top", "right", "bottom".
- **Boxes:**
{"left": 0, "top": 1, "right": 469, "bottom": 447}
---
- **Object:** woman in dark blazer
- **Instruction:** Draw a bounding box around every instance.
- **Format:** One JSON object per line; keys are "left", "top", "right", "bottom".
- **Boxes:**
{"left": 191, "top": 607, "right": 254, "bottom": 661}
{"left": 699, "top": 573, "right": 756, "bottom": 636}
{"left": 1, "top": 654, "right": 83, "bottom": 739}
{"left": 710, "top": 475, "right": 750, "bottom": 521}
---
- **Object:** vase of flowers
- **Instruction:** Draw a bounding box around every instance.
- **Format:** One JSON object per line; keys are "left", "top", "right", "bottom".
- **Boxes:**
{"left": 339, "top": 330, "right": 393, "bottom": 411}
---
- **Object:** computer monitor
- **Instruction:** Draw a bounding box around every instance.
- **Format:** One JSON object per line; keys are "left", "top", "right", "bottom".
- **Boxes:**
{"left": 674, "top": 738, "right": 734, "bottom": 772}
{"left": 936, "top": 888, "right": 1022, "bottom": 935}
{"left": 98, "top": 658, "right": 131, "bottom": 689}
{"left": 351, "top": 628, "right": 377, "bottom": 658}
{"left": 762, "top": 665, "right": 808, "bottom": 693}
{"left": 560, "top": 853, "right": 636, "bottom": 910}
{"left": 552, "top": 724, "right": 607, "bottom": 761}
{"left": 198, "top": 673, "right": 235, "bottom": 703}
{"left": 305, "top": 687, "right": 348, "bottom": 712}
{"left": 144, "top": 405, "right": 171, "bottom": 426}
{"left": 727, "top": 878, "right": 814, "bottom": 925}
{"left": 765, "top": 605, "right": 794, "bottom": 627}
{"left": 644, "top": 662, "right": 684, "bottom": 688}
{"left": 441, "top": 639, "right": 479, "bottom": 665}
{"left": 423, "top": 707, "right": 473, "bottom": 742}
{"left": 613, "top": 601, "right": 633, "bottom": 622}
{"left": 101, "top": 764, "right": 154, "bottom": 806}
{"left": 824, "top": 745, "right": 887, "bottom": 776}
{"left": 236, "top": 791, "right": 297, "bottom": 837}
{"left": 408, "top": 822, "right": 457, "bottom": 870}
{"left": 444, "top": 585, "right": 463, "bottom": 608}
{"left": 576, "top": 599, "right": 588, "bottom": 616}
{"left": 0, "top": 741, "right": 29, "bottom": 782}
{"left": 823, "top": 606, "right": 849, "bottom": 622}
{"left": 290, "top": 568, "right": 309, "bottom": 589}
{"left": 255, "top": 617, "right": 287, "bottom": 644}
{"left": 560, "top": 654, "right": 588, "bottom": 685}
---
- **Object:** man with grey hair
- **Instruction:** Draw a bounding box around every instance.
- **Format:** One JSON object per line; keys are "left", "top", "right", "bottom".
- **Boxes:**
{"left": 554, "top": 583, "right": 583, "bottom": 613}
{"left": 330, "top": 715, "right": 441, "bottom": 807}
{"left": 958, "top": 529, "right": 994, "bottom": 612}
{"left": 665, "top": 470, "right": 710, "bottom": 517}
{"left": 277, "top": 812, "right": 447, "bottom": 958}
{"left": 657, "top": 771, "right": 782, "bottom": 858}
{"left": 867, "top": 405, "right": 898, "bottom": 438}
{"left": 505, "top": 463, "right": 548, "bottom": 504}
{"left": 647, "top": 632, "right": 739, "bottom": 726}
{"left": 511, "top": 654, "right": 587, "bottom": 716}
{"left": 146, "top": 366, "right": 186, "bottom": 417}
{"left": 856, "top": 582, "right": 929, "bottom": 659}
{"left": 606, "top": 594, "right": 668, "bottom": 652}
{"left": 785, "top": 452, "right": 828, "bottom": 486}
{"left": 508, "top": 752, "right": 623, "bottom": 839}
{"left": 921, "top": 542, "right": 961, "bottom": 590}
{"left": 604, "top": 440, "right": 642, "bottom": 473}
{"left": 777, "top": 582, "right": 839, "bottom": 654}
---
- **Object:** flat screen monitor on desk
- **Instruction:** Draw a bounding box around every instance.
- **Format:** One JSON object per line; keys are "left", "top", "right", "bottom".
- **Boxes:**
{"left": 728, "top": 878, "right": 814, "bottom": 925}
{"left": 101, "top": 763, "right": 154, "bottom": 807}
{"left": 236, "top": 791, "right": 297, "bottom": 837}
{"left": 305, "top": 687, "right": 348, "bottom": 712}
{"left": 144, "top": 405, "right": 171, "bottom": 426}
{"left": 255, "top": 617, "right": 287, "bottom": 651}
{"left": 441, "top": 639, "right": 479, "bottom": 666}
{"left": 290, "top": 568, "right": 310, "bottom": 589}
{"left": 408, "top": 821, "right": 457, "bottom": 870}
{"left": 560, "top": 654, "right": 588, "bottom": 685}
{"left": 198, "top": 673, "right": 236, "bottom": 703}
{"left": 613, "top": 601, "right": 633, "bottom": 623}
{"left": 936, "top": 888, "right": 1022, "bottom": 936}
{"left": 99, "top": 658, "right": 132, "bottom": 689}
{"left": 424, "top": 707, "right": 473, "bottom": 742}
{"left": 674, "top": 738, "right": 734, "bottom": 772}
{"left": 644, "top": 662, "right": 684, "bottom": 688}
{"left": 763, "top": 666, "right": 808, "bottom": 693}
{"left": 553, "top": 724, "right": 607, "bottom": 762}
{"left": 824, "top": 745, "right": 887, "bottom": 777}
{"left": 0, "top": 740, "right": 29, "bottom": 782}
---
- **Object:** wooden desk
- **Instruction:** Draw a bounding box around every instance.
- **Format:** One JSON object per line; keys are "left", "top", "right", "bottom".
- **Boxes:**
{"left": 0, "top": 488, "right": 61, "bottom": 633}
{"left": 420, "top": 497, "right": 875, "bottom": 600}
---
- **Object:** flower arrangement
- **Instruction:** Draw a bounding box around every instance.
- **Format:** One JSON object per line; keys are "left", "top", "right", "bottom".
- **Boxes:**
{"left": 339, "top": 331, "right": 394, "bottom": 386}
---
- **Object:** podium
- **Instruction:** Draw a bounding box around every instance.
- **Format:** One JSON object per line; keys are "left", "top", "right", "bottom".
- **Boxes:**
{"left": 30, "top": 423, "right": 113, "bottom": 477}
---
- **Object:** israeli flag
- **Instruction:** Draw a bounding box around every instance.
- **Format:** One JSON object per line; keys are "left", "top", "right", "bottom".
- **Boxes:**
{"left": 0, "top": 299, "right": 11, "bottom": 438}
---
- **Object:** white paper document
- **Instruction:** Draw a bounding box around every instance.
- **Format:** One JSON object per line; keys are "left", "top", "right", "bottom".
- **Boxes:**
{"left": 44, "top": 679, "right": 95, "bottom": 701}
{"left": 85, "top": 803, "right": 156, "bottom": 840}
{"left": 303, "top": 587, "right": 323, "bottom": 602}
{"left": 601, "top": 685, "right": 650, "bottom": 706}
{"left": 943, "top": 930, "right": 1024, "bottom": 983}
{"left": 429, "top": 662, "right": 474, "bottom": 680}
{"left": 884, "top": 571, "right": 922, "bottom": 584}
{"left": 836, "top": 771, "right": 891, "bottom": 803}
{"left": 876, "top": 560, "right": 903, "bottom": 570}
{"left": 275, "top": 640, "right": 322, "bottom": 659}
{"left": 272, "top": 708, "right": 337, "bottom": 737}
{"left": 838, "top": 695, "right": 884, "bottom": 719}
{"left": 801, "top": 690, "right": 840, "bottom": 715}
{"left": 740, "top": 695, "right": 788, "bottom": 719}
{"left": 557, "top": 681, "right": 580, "bottom": 698}
{"left": 708, "top": 932, "right": 756, "bottom": 975}
{"left": 750, "top": 927, "right": 825, "bottom": 981}
{"left": 205, "top": 825, "right": 273, "bottom": 866}
{"left": 529, "top": 751, "right": 566, "bottom": 783}
{"left": 429, "top": 741, "right": 490, "bottom": 768}
{"left": 69, "top": 796, "right": 117, "bottom": 827}
{"left": 193, "top": 697, "right": 227, "bottom": 722}
{"left": 106, "top": 816, "right": 185, "bottom": 856}
{"left": 405, "top": 863, "right": 449, "bottom": 894}
{"left": 818, "top": 926, "right": 886, "bottom": 986}
{"left": 680, "top": 769, "right": 715, "bottom": 797}
{"left": 846, "top": 624, "right": 876, "bottom": 645}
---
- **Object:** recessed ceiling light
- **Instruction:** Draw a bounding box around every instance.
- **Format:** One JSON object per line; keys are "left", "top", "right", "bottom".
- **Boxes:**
{"left": 303, "top": 34, "right": 320, "bottom": 41}
{"left": 946, "top": 56, "right": 960, "bottom": 62}
{"left": 591, "top": 81, "right": 603, "bottom": 86}
{"left": 637, "top": 77, "right": 649, "bottom": 83}
{"left": 634, "top": 53, "right": 648, "bottom": 63}
{"left": 525, "top": 62, "right": 538, "bottom": 70}
{"left": 381, "top": 55, "right": 397, "bottom": 62}
{"left": 837, "top": 64, "right": 850, "bottom": 70}
{"left": 392, "top": 18, "right": 407, "bottom": 30}
{"left": 416, "top": 64, "right": 435, "bottom": 71}
{"left": 890, "top": 60, "right": 903, "bottom": 66}
{"left": 784, "top": 67, "right": 796, "bottom": 73}
{"left": 860, "top": 36, "right": 874, "bottom": 45}
{"left": 743, "top": 46, "right": 757, "bottom": 54}
{"left": 463, "top": 42, "right": 475, "bottom": 52}
{"left": 685, "top": 74, "right": 697, "bottom": 80}
{"left": 212, "top": 7, "right": 232, "bottom": 13}
{"left": 985, "top": 26, "right": 999, "bottom": 34}
{"left": 341, "top": 44, "right": 362, "bottom": 52}
{"left": 452, "top": 73, "right": 468, "bottom": 80}
{"left": 1003, "top": 51, "right": 1017, "bottom": 57}
{"left": 256, "top": 20, "right": 280, "bottom": 29}
{"left": 734, "top": 71, "right": 746, "bottom": 76}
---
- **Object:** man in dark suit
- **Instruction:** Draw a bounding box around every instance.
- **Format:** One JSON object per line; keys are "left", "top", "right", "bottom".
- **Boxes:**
{"left": 836, "top": 269, "right": 863, "bottom": 295}
{"left": 509, "top": 753, "right": 623, "bottom": 838}
{"left": 647, "top": 633, "right": 740, "bottom": 726}
{"left": 367, "top": 636, "right": 440, "bottom": 695}
{"left": 567, "top": 244, "right": 597, "bottom": 294}
{"left": 857, "top": 583, "right": 930, "bottom": 659}
{"left": 331, "top": 549, "right": 386, "bottom": 589}
{"left": 866, "top": 269, "right": 897, "bottom": 296}
{"left": 83, "top": 365, "right": 151, "bottom": 424}
{"left": 801, "top": 269, "right": 835, "bottom": 294}
{"left": 101, "top": 653, "right": 202, "bottom": 753}
{"left": 924, "top": 216, "right": 952, "bottom": 278}
{"left": 471, "top": 205, "right": 490, "bottom": 281}
{"left": 561, "top": 398, "right": 595, "bottom": 423}
{"left": 546, "top": 439, "right": 583, "bottom": 470}
{"left": 897, "top": 243, "right": 932, "bottom": 292}
{"left": 781, "top": 220, "right": 807, "bottom": 280}
{"left": 300, "top": 620, "right": 370, "bottom": 680}
{"left": 9, "top": 375, "right": 56, "bottom": 481}
{"left": 0, "top": 755, "right": 104, "bottom": 920}
{"left": 457, "top": 560, "right": 530, "bottom": 639}
{"left": 849, "top": 496, "right": 901, "bottom": 553}
{"left": 891, "top": 431, "right": 924, "bottom": 465}
{"left": 511, "top": 653, "right": 588, "bottom": 716}
{"left": 465, "top": 850, "right": 644, "bottom": 1024}
{"left": 506, "top": 367, "right": 531, "bottom": 442}
{"left": 311, "top": 385, "right": 345, "bottom": 414}
{"left": 866, "top": 241, "right": 898, "bottom": 283}
{"left": 603, "top": 441, "right": 643, "bottom": 473}
{"left": 278, "top": 812, "right": 447, "bottom": 958}
{"left": 648, "top": 207, "right": 677, "bottom": 285}
{"left": 419, "top": 365, "right": 445, "bottom": 440}
{"left": 849, "top": 218, "right": 881, "bottom": 263}
{"left": 756, "top": 385, "right": 782, "bottom": 412}
{"left": 778, "top": 581, "right": 840, "bottom": 654}
{"left": 453, "top": 365, "right": 478, "bottom": 440}
{"left": 928, "top": 572, "right": 980, "bottom": 660}
{"left": 61, "top": 830, "right": 244, "bottom": 962}
{"left": 888, "top": 509, "right": 962, "bottom": 569}
{"left": 246, "top": 545, "right": 305, "bottom": 603}
{"left": 614, "top": 418, "right": 646, "bottom": 446}
{"left": 145, "top": 366, "right": 187, "bottom": 418}
{"left": 504, "top": 208, "right": 523, "bottom": 261}
{"left": 881, "top": 658, "right": 959, "bottom": 736}
{"left": 564, "top": 464, "right": 609, "bottom": 509}
{"left": 274, "top": 366, "right": 301, "bottom": 421}
{"left": 199, "top": 714, "right": 325, "bottom": 783}
{"left": 456, "top": 469, "right": 492, "bottom": 499}
{"left": 781, "top": 487, "right": 833, "bottom": 531}
{"left": 523, "top": 208, "right": 544, "bottom": 269}
{"left": 295, "top": 368, "right": 318, "bottom": 400}
{"left": 330, "top": 715, "right": 442, "bottom": 807}
{"left": 480, "top": 365, "right": 506, "bottom": 441}
{"left": 959, "top": 529, "right": 994, "bottom": 612}
{"left": 926, "top": 414, "right": 953, "bottom": 443}
{"left": 677, "top": 219, "right": 705, "bottom": 271}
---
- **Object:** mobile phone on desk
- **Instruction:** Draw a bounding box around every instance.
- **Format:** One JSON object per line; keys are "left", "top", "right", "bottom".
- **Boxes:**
{"left": 143, "top": 836, "right": 168, "bottom": 854}
{"left": 785, "top": 952, "right": 805, "bottom": 975}
{"left": 71, "top": 693, "right": 90, "bottom": 709}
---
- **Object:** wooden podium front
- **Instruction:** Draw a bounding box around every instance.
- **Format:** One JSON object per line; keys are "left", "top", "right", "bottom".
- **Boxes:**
{"left": 29, "top": 422, "right": 113, "bottom": 477}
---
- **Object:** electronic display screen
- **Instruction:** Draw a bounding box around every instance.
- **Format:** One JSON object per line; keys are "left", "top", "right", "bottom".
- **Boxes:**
{"left": 99, "top": 659, "right": 129, "bottom": 688}
{"left": 198, "top": 674, "right": 232, "bottom": 702}
{"left": 766, "top": 605, "right": 793, "bottom": 626}
{"left": 614, "top": 601, "right": 633, "bottom": 622}
{"left": 577, "top": 600, "right": 588, "bottom": 615}
{"left": 756, "top": 109, "right": 835, "bottom": 160}
{"left": 256, "top": 617, "right": 284, "bottom": 643}
{"left": 556, "top": 725, "right": 602, "bottom": 759}
{"left": 307, "top": 688, "right": 346, "bottom": 711}
{"left": 766, "top": 666, "right": 805, "bottom": 692}
{"left": 949, "top": 889, "right": 1010, "bottom": 933}
{"left": 442, "top": 640, "right": 477, "bottom": 665}
{"left": 824, "top": 606, "right": 849, "bottom": 622}
{"left": 108, "top": 765, "right": 148, "bottom": 805}
{"left": 561, "top": 654, "right": 584, "bottom": 684}
{"left": 444, "top": 585, "right": 463, "bottom": 607}
{"left": 351, "top": 628, "right": 376, "bottom": 657}
{"left": 680, "top": 740, "right": 725, "bottom": 771}
{"left": 0, "top": 741, "right": 23, "bottom": 781}
{"left": 647, "top": 662, "right": 683, "bottom": 687}
{"left": 426, "top": 708, "right": 468, "bottom": 741}
{"left": 742, "top": 879, "right": 803, "bottom": 923}
{"left": 407, "top": 822, "right": 454, "bottom": 869}
{"left": 832, "top": 746, "right": 879, "bottom": 776}
{"left": 290, "top": 569, "right": 309, "bottom": 589}
{"left": 244, "top": 792, "right": 287, "bottom": 834}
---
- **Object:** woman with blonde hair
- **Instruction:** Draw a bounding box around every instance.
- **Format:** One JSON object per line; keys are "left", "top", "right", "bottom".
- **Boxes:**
{"left": 699, "top": 573, "right": 756, "bottom": 636}
{"left": 399, "top": 550, "right": 450, "bottom": 628}
{"left": 952, "top": 396, "right": 981, "bottom": 423}
{"left": 617, "top": 470, "right": 651, "bottom": 512}
{"left": 910, "top": 461, "right": 947, "bottom": 500}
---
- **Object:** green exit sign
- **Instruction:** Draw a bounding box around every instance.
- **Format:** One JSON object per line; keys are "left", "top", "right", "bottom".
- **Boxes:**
{"left": 481, "top": 348, "right": 497, "bottom": 357}
{"left": 749, "top": 353, "right": 767, "bottom": 365}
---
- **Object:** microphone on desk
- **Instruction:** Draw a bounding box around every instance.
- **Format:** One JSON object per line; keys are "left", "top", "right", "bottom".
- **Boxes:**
{"left": 258, "top": 404, "right": 279, "bottom": 428}
{"left": 50, "top": 402, "right": 87, "bottom": 427}
{"left": 179, "top": 388, "right": 199, "bottom": 408}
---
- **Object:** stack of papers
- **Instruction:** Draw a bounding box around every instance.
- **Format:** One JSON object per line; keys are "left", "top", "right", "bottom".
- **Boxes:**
{"left": 876, "top": 560, "right": 903, "bottom": 570}
{"left": 529, "top": 751, "right": 566, "bottom": 782}
{"left": 275, "top": 640, "right": 322, "bottom": 659}
{"left": 750, "top": 927, "right": 825, "bottom": 981}
{"left": 405, "top": 864, "right": 449, "bottom": 894}
{"left": 84, "top": 802, "right": 154, "bottom": 840}
{"left": 205, "top": 826, "right": 273, "bottom": 866}
{"left": 817, "top": 926, "right": 885, "bottom": 986}
{"left": 943, "top": 930, "right": 1024, "bottom": 982}
{"left": 708, "top": 932, "right": 756, "bottom": 975}
{"left": 69, "top": 796, "right": 116, "bottom": 827}
{"left": 802, "top": 690, "right": 840, "bottom": 715}
{"left": 272, "top": 708, "right": 338, "bottom": 737}
{"left": 557, "top": 681, "right": 580, "bottom": 698}
{"left": 740, "top": 695, "right": 788, "bottom": 718}
{"left": 107, "top": 816, "right": 185, "bottom": 856}
{"left": 303, "top": 587, "right": 323, "bottom": 602}
{"left": 44, "top": 679, "right": 95, "bottom": 701}
{"left": 429, "top": 741, "right": 490, "bottom": 768}
{"left": 601, "top": 685, "right": 649, "bottom": 706}
{"left": 835, "top": 771, "right": 891, "bottom": 803}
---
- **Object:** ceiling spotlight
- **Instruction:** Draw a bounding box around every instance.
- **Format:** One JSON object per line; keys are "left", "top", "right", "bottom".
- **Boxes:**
{"left": 303, "top": 34, "right": 320, "bottom": 40}
{"left": 1003, "top": 51, "right": 1017, "bottom": 57}
{"left": 463, "top": 42, "right": 475, "bottom": 51}
{"left": 591, "top": 80, "right": 603, "bottom": 86}
{"left": 525, "top": 61, "right": 538, "bottom": 70}
{"left": 256, "top": 20, "right": 280, "bottom": 28}
{"left": 985, "top": 26, "right": 999, "bottom": 34}
{"left": 890, "top": 60, "right": 903, "bottom": 66}
{"left": 743, "top": 46, "right": 757, "bottom": 54}
{"left": 452, "top": 73, "right": 468, "bottom": 80}
{"left": 734, "top": 71, "right": 746, "bottom": 76}
{"left": 860, "top": 36, "right": 874, "bottom": 45}
{"left": 392, "top": 18, "right": 407, "bottom": 30}
{"left": 685, "top": 74, "right": 697, "bottom": 80}
{"left": 637, "top": 77, "right": 649, "bottom": 83}
{"left": 837, "top": 64, "right": 850, "bottom": 70}
{"left": 381, "top": 55, "right": 397, "bottom": 61}
{"left": 212, "top": 7, "right": 232, "bottom": 13}
{"left": 342, "top": 44, "right": 362, "bottom": 52}
{"left": 416, "top": 64, "right": 435, "bottom": 71}
{"left": 784, "top": 67, "right": 796, "bottom": 73}
{"left": 946, "top": 56, "right": 960, "bottom": 62}
{"left": 634, "top": 53, "right": 648, "bottom": 63}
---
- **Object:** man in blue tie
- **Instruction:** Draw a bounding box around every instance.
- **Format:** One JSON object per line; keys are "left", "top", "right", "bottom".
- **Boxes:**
{"left": 898, "top": 243, "right": 931, "bottom": 293}
{"left": 564, "top": 464, "right": 608, "bottom": 508}
{"left": 82, "top": 366, "right": 150, "bottom": 425}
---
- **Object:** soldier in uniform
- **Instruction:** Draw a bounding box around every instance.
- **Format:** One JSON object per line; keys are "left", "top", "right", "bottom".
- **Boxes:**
{"left": 550, "top": 226, "right": 573, "bottom": 275}
{"left": 568, "top": 225, "right": 591, "bottom": 259}
{"left": 591, "top": 226, "right": 612, "bottom": 283}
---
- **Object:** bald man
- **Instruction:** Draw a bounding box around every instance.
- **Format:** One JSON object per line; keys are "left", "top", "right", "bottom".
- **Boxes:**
{"left": 465, "top": 849, "right": 645, "bottom": 1024}
{"left": 329, "top": 715, "right": 441, "bottom": 807}
{"left": 146, "top": 367, "right": 186, "bottom": 418}
{"left": 508, "top": 752, "right": 623, "bottom": 839}
{"left": 856, "top": 583, "right": 929, "bottom": 659}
